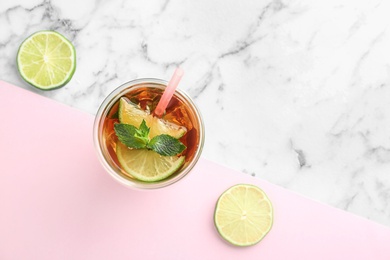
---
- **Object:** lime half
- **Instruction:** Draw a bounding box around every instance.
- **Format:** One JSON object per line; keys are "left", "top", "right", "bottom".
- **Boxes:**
{"left": 214, "top": 184, "right": 273, "bottom": 247}
{"left": 116, "top": 142, "right": 185, "bottom": 182}
{"left": 17, "top": 30, "right": 76, "bottom": 90}
{"left": 118, "top": 97, "right": 187, "bottom": 139}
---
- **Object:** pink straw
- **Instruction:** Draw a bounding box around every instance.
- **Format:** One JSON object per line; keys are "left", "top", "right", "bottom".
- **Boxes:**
{"left": 154, "top": 68, "right": 184, "bottom": 117}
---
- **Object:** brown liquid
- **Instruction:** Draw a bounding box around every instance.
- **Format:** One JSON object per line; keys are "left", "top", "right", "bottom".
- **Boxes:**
{"left": 101, "top": 86, "right": 200, "bottom": 181}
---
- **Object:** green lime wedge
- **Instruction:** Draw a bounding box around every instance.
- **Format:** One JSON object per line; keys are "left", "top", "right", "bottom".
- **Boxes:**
{"left": 214, "top": 184, "right": 273, "bottom": 247}
{"left": 118, "top": 97, "right": 187, "bottom": 139}
{"left": 116, "top": 141, "right": 185, "bottom": 182}
{"left": 16, "top": 30, "right": 76, "bottom": 90}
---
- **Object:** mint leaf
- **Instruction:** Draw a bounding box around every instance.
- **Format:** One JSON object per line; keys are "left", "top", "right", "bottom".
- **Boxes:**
{"left": 137, "top": 120, "right": 150, "bottom": 139}
{"left": 114, "top": 123, "right": 148, "bottom": 149}
{"left": 115, "top": 120, "right": 186, "bottom": 156}
{"left": 147, "top": 134, "right": 186, "bottom": 156}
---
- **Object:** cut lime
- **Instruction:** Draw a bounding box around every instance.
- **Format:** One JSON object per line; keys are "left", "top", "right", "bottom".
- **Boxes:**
{"left": 16, "top": 30, "right": 76, "bottom": 90}
{"left": 214, "top": 184, "right": 273, "bottom": 247}
{"left": 118, "top": 97, "right": 187, "bottom": 139}
{"left": 116, "top": 142, "right": 185, "bottom": 182}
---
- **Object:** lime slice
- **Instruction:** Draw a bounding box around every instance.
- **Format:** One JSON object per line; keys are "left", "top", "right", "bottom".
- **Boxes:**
{"left": 118, "top": 97, "right": 187, "bottom": 139}
{"left": 214, "top": 184, "right": 273, "bottom": 247}
{"left": 16, "top": 30, "right": 76, "bottom": 90}
{"left": 116, "top": 142, "right": 185, "bottom": 182}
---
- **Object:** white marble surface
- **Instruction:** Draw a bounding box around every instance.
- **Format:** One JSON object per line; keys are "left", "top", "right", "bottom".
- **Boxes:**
{"left": 1, "top": 0, "right": 390, "bottom": 227}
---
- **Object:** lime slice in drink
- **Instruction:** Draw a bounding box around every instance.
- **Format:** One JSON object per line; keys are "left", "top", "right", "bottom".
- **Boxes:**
{"left": 118, "top": 97, "right": 187, "bottom": 138}
{"left": 16, "top": 30, "right": 76, "bottom": 90}
{"left": 214, "top": 184, "right": 273, "bottom": 247}
{"left": 116, "top": 142, "right": 185, "bottom": 182}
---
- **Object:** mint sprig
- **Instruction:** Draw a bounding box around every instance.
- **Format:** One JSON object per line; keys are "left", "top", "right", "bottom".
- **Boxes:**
{"left": 114, "top": 123, "right": 148, "bottom": 149}
{"left": 114, "top": 120, "right": 186, "bottom": 156}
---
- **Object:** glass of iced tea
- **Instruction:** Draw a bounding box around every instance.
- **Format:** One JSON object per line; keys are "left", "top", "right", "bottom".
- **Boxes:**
{"left": 93, "top": 78, "right": 205, "bottom": 189}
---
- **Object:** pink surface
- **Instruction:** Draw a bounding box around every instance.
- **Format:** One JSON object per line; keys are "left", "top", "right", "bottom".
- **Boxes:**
{"left": 1, "top": 80, "right": 390, "bottom": 260}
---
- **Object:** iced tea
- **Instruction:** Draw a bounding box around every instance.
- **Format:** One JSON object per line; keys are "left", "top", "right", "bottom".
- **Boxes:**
{"left": 94, "top": 79, "right": 204, "bottom": 189}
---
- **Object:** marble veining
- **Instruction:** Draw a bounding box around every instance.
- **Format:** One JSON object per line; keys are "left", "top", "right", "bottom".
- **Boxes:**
{"left": 1, "top": 0, "right": 390, "bottom": 227}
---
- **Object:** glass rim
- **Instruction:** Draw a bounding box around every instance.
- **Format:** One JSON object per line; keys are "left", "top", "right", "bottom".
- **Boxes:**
{"left": 93, "top": 78, "right": 205, "bottom": 190}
